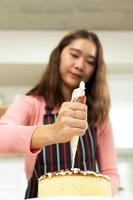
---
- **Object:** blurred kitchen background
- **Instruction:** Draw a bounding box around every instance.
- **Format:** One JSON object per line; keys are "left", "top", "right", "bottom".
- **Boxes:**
{"left": 0, "top": 0, "right": 133, "bottom": 199}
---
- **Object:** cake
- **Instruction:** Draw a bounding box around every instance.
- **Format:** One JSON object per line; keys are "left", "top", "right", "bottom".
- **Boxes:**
{"left": 38, "top": 168, "right": 112, "bottom": 197}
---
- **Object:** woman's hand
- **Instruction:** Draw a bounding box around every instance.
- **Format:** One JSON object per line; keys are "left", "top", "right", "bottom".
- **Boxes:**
{"left": 51, "top": 101, "right": 87, "bottom": 143}
{"left": 31, "top": 101, "right": 87, "bottom": 149}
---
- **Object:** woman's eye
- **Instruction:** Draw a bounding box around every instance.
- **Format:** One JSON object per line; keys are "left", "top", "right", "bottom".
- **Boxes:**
{"left": 87, "top": 61, "right": 95, "bottom": 66}
{"left": 70, "top": 53, "right": 79, "bottom": 58}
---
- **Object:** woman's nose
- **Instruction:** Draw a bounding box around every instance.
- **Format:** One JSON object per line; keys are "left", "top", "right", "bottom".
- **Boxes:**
{"left": 74, "top": 58, "right": 84, "bottom": 70}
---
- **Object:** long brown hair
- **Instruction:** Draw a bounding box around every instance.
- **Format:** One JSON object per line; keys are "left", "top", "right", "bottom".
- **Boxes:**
{"left": 27, "top": 29, "right": 110, "bottom": 126}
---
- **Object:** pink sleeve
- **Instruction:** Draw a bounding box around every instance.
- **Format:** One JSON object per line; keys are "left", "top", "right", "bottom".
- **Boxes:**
{"left": 0, "top": 96, "right": 40, "bottom": 155}
{"left": 97, "top": 118, "right": 120, "bottom": 195}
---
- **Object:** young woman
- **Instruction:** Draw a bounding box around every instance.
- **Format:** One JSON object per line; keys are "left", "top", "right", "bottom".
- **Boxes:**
{"left": 0, "top": 30, "right": 119, "bottom": 198}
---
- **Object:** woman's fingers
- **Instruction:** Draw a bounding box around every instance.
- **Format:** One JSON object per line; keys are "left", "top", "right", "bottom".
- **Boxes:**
{"left": 66, "top": 117, "right": 87, "bottom": 129}
{"left": 52, "top": 101, "right": 88, "bottom": 143}
{"left": 77, "top": 95, "right": 86, "bottom": 104}
{"left": 61, "top": 101, "right": 87, "bottom": 112}
{"left": 73, "top": 110, "right": 87, "bottom": 120}
{"left": 60, "top": 108, "right": 87, "bottom": 120}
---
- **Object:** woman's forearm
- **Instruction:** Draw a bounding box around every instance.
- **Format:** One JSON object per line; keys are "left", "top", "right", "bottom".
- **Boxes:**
{"left": 31, "top": 124, "right": 56, "bottom": 149}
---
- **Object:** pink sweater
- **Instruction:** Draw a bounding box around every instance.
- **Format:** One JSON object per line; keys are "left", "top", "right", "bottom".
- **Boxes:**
{"left": 0, "top": 95, "right": 119, "bottom": 195}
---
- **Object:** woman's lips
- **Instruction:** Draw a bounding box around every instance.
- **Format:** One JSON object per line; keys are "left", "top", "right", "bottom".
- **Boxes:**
{"left": 70, "top": 72, "right": 82, "bottom": 80}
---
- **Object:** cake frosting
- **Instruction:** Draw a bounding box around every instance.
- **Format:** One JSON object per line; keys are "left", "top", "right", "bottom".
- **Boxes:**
{"left": 39, "top": 168, "right": 110, "bottom": 180}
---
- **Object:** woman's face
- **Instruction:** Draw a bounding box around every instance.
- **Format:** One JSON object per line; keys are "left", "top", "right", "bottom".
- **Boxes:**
{"left": 59, "top": 38, "right": 96, "bottom": 91}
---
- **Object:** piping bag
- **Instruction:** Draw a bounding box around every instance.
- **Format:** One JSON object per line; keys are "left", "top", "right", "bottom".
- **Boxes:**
{"left": 70, "top": 81, "right": 86, "bottom": 169}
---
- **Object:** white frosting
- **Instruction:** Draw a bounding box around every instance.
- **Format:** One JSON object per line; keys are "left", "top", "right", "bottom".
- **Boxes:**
{"left": 39, "top": 168, "right": 110, "bottom": 181}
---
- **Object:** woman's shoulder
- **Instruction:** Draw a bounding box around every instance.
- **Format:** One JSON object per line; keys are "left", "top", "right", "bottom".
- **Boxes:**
{"left": 18, "top": 95, "right": 45, "bottom": 105}
{"left": 9, "top": 95, "right": 46, "bottom": 113}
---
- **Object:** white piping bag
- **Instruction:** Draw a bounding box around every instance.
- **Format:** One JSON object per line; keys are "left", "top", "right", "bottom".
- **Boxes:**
{"left": 70, "top": 81, "right": 85, "bottom": 169}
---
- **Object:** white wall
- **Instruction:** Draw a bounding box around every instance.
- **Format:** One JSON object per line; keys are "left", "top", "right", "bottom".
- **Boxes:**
{"left": 108, "top": 73, "right": 133, "bottom": 148}
{"left": 0, "top": 31, "right": 133, "bottom": 64}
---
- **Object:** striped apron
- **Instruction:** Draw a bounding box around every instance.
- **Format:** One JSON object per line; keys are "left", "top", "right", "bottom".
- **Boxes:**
{"left": 25, "top": 107, "right": 97, "bottom": 199}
